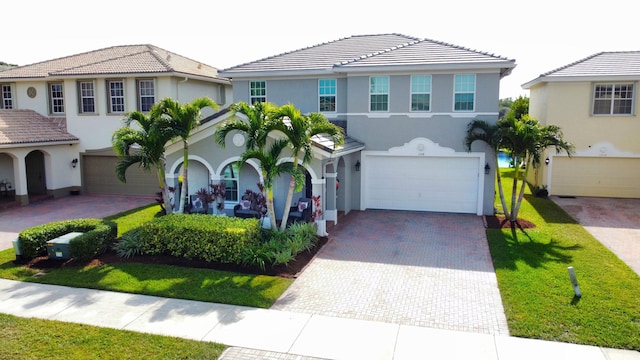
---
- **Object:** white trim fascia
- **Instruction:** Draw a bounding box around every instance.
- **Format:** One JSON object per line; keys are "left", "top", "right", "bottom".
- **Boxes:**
{"left": 0, "top": 140, "right": 79, "bottom": 149}
{"left": 347, "top": 112, "right": 498, "bottom": 118}
{"left": 523, "top": 75, "right": 640, "bottom": 89}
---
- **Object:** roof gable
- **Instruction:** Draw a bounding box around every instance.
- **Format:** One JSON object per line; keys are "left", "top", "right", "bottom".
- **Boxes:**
{"left": 220, "top": 33, "right": 515, "bottom": 77}
{"left": 0, "top": 109, "right": 79, "bottom": 145}
{"left": 0, "top": 45, "right": 223, "bottom": 81}
{"left": 523, "top": 51, "right": 640, "bottom": 88}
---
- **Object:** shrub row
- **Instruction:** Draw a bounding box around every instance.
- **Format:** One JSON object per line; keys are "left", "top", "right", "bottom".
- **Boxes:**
{"left": 19, "top": 219, "right": 118, "bottom": 261}
{"left": 136, "top": 214, "right": 262, "bottom": 264}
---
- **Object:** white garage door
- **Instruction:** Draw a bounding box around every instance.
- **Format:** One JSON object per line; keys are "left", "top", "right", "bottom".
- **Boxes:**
{"left": 363, "top": 155, "right": 481, "bottom": 214}
{"left": 551, "top": 157, "right": 640, "bottom": 198}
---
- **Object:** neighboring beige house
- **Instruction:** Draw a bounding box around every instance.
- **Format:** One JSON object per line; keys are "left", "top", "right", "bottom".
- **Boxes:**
{"left": 523, "top": 51, "right": 640, "bottom": 199}
{"left": 0, "top": 45, "right": 231, "bottom": 204}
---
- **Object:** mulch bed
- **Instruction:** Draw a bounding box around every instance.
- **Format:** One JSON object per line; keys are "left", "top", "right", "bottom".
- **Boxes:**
{"left": 20, "top": 236, "right": 329, "bottom": 279}
{"left": 484, "top": 215, "right": 536, "bottom": 229}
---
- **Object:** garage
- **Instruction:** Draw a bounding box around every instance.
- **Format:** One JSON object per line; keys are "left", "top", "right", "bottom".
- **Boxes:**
{"left": 550, "top": 156, "right": 640, "bottom": 198}
{"left": 361, "top": 138, "right": 484, "bottom": 214}
{"left": 82, "top": 149, "right": 157, "bottom": 196}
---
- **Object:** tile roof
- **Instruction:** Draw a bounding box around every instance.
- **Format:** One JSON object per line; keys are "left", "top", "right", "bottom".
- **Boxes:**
{"left": 0, "top": 109, "right": 79, "bottom": 145}
{"left": 220, "top": 34, "right": 515, "bottom": 76}
{"left": 0, "top": 45, "right": 226, "bottom": 81}
{"left": 523, "top": 51, "right": 640, "bottom": 88}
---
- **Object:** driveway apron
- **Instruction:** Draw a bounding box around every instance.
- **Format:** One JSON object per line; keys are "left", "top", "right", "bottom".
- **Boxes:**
{"left": 552, "top": 196, "right": 640, "bottom": 276}
{"left": 272, "top": 210, "right": 510, "bottom": 335}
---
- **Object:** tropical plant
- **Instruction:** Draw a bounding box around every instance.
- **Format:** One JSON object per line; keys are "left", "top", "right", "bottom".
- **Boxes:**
{"left": 311, "top": 195, "right": 323, "bottom": 221}
{"left": 466, "top": 113, "right": 574, "bottom": 223}
{"left": 151, "top": 97, "right": 218, "bottom": 213}
{"left": 271, "top": 103, "right": 344, "bottom": 229}
{"left": 112, "top": 110, "right": 175, "bottom": 214}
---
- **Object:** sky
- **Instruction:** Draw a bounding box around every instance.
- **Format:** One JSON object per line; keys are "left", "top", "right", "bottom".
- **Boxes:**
{"left": 3, "top": 0, "right": 637, "bottom": 100}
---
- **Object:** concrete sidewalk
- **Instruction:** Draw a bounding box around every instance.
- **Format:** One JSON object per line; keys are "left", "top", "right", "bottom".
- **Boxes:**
{"left": 1, "top": 279, "right": 637, "bottom": 360}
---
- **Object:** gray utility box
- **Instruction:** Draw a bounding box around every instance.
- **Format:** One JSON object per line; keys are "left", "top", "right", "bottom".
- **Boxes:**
{"left": 46, "top": 232, "right": 84, "bottom": 260}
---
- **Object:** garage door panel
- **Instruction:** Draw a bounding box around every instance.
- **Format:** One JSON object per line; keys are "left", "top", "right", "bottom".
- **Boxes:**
{"left": 551, "top": 157, "right": 640, "bottom": 198}
{"left": 364, "top": 155, "right": 480, "bottom": 214}
{"left": 83, "top": 156, "right": 157, "bottom": 196}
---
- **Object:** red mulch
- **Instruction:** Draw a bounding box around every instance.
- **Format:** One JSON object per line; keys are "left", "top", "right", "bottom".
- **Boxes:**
{"left": 21, "top": 236, "right": 329, "bottom": 279}
{"left": 484, "top": 215, "right": 536, "bottom": 229}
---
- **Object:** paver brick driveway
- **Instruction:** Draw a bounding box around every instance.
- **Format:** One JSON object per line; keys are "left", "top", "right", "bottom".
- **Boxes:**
{"left": 272, "top": 210, "right": 510, "bottom": 335}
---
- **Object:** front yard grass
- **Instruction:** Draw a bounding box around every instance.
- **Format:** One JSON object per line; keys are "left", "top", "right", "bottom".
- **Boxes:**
{"left": 0, "top": 203, "right": 292, "bottom": 308}
{"left": 0, "top": 313, "right": 225, "bottom": 360}
{"left": 489, "top": 169, "right": 640, "bottom": 350}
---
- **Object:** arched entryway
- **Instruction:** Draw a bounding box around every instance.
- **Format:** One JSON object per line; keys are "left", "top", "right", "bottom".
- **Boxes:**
{"left": 26, "top": 150, "right": 47, "bottom": 196}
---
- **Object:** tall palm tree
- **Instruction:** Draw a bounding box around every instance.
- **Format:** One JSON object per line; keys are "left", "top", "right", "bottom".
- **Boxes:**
{"left": 151, "top": 97, "right": 218, "bottom": 213}
{"left": 241, "top": 139, "right": 295, "bottom": 229}
{"left": 465, "top": 119, "right": 510, "bottom": 219}
{"left": 215, "top": 101, "right": 278, "bottom": 151}
{"left": 271, "top": 103, "right": 344, "bottom": 230}
{"left": 112, "top": 111, "right": 174, "bottom": 214}
{"left": 499, "top": 115, "right": 574, "bottom": 222}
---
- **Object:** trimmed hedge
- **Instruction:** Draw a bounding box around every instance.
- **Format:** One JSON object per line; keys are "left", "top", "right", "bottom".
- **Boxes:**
{"left": 137, "top": 214, "right": 262, "bottom": 264}
{"left": 18, "top": 219, "right": 118, "bottom": 261}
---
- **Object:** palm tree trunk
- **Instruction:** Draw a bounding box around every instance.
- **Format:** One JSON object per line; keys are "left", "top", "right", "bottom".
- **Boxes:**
{"left": 156, "top": 158, "right": 172, "bottom": 215}
{"left": 509, "top": 164, "right": 519, "bottom": 223}
{"left": 494, "top": 157, "right": 510, "bottom": 219}
{"left": 279, "top": 176, "right": 296, "bottom": 231}
{"left": 266, "top": 185, "right": 277, "bottom": 229}
{"left": 178, "top": 143, "right": 189, "bottom": 213}
{"left": 512, "top": 159, "right": 531, "bottom": 222}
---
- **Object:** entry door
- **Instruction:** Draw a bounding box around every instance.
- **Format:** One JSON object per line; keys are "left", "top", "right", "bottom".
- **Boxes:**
{"left": 26, "top": 151, "right": 47, "bottom": 195}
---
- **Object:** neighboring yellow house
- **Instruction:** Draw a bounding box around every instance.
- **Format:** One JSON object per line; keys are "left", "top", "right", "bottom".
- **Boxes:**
{"left": 523, "top": 51, "right": 640, "bottom": 198}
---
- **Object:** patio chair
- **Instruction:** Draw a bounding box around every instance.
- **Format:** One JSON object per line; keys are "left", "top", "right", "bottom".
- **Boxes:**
{"left": 190, "top": 195, "right": 207, "bottom": 214}
{"left": 288, "top": 197, "right": 312, "bottom": 224}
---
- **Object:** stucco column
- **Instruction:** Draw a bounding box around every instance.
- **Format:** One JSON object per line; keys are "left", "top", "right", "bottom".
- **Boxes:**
{"left": 324, "top": 172, "right": 337, "bottom": 224}
{"left": 12, "top": 151, "right": 28, "bottom": 205}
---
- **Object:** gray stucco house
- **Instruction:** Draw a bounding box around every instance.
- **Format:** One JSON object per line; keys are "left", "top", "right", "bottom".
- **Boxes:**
{"left": 167, "top": 33, "right": 516, "bottom": 223}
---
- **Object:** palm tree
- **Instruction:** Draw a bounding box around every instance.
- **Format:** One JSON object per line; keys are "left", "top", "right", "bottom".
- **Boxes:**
{"left": 112, "top": 111, "right": 174, "bottom": 214}
{"left": 241, "top": 139, "right": 295, "bottom": 229}
{"left": 151, "top": 97, "right": 218, "bottom": 213}
{"left": 500, "top": 115, "right": 574, "bottom": 222}
{"left": 465, "top": 119, "right": 510, "bottom": 219}
{"left": 271, "top": 103, "right": 344, "bottom": 230}
{"left": 214, "top": 101, "right": 278, "bottom": 151}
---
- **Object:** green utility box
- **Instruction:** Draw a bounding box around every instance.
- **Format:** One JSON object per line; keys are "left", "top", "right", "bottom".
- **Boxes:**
{"left": 47, "top": 232, "right": 83, "bottom": 260}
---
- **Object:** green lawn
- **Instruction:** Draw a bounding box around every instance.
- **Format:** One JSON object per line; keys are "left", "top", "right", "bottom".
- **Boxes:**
{"left": 0, "top": 313, "right": 225, "bottom": 360}
{"left": 489, "top": 169, "right": 640, "bottom": 350}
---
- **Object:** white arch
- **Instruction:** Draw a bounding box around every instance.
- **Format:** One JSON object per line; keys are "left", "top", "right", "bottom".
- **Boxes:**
{"left": 168, "top": 155, "right": 215, "bottom": 176}
{"left": 275, "top": 156, "right": 319, "bottom": 180}
{"left": 215, "top": 156, "right": 263, "bottom": 182}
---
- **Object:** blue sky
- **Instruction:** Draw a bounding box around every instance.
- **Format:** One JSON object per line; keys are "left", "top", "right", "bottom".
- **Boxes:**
{"left": 4, "top": 0, "right": 636, "bottom": 100}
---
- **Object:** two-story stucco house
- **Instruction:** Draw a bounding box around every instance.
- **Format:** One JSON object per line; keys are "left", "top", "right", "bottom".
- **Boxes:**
{"left": 523, "top": 52, "right": 640, "bottom": 198}
{"left": 0, "top": 45, "right": 231, "bottom": 204}
{"left": 170, "top": 33, "right": 516, "bottom": 222}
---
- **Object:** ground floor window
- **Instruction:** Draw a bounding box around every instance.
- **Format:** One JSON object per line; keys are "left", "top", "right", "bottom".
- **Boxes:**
{"left": 222, "top": 162, "right": 240, "bottom": 202}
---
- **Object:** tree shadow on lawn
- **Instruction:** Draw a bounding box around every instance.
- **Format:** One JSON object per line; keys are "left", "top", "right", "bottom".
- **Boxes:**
{"left": 488, "top": 225, "right": 583, "bottom": 271}
{"left": 524, "top": 194, "right": 580, "bottom": 225}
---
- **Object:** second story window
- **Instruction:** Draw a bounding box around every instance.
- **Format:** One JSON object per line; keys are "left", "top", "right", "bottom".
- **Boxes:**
{"left": 108, "top": 80, "right": 125, "bottom": 113}
{"left": 319, "top": 79, "right": 336, "bottom": 112}
{"left": 137, "top": 79, "right": 155, "bottom": 112}
{"left": 593, "top": 84, "right": 634, "bottom": 115}
{"left": 78, "top": 81, "right": 96, "bottom": 114}
{"left": 49, "top": 82, "right": 65, "bottom": 115}
{"left": 1, "top": 84, "right": 13, "bottom": 109}
{"left": 411, "top": 75, "right": 431, "bottom": 111}
{"left": 250, "top": 81, "right": 266, "bottom": 104}
{"left": 370, "top": 76, "right": 389, "bottom": 111}
{"left": 454, "top": 74, "right": 475, "bottom": 111}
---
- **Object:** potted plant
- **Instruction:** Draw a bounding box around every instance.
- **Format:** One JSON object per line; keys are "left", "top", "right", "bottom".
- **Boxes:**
{"left": 311, "top": 195, "right": 328, "bottom": 236}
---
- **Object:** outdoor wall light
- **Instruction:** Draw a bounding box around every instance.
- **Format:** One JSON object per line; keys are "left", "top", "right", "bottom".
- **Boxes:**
{"left": 545, "top": 157, "right": 550, "bottom": 165}
{"left": 71, "top": 158, "right": 78, "bottom": 168}
{"left": 484, "top": 162, "right": 490, "bottom": 175}
{"left": 355, "top": 160, "right": 361, "bottom": 172}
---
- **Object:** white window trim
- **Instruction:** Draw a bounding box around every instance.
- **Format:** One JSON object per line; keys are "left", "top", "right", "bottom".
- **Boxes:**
{"left": 1, "top": 83, "right": 14, "bottom": 109}
{"left": 222, "top": 162, "right": 240, "bottom": 203}
{"left": 453, "top": 74, "right": 476, "bottom": 112}
{"left": 410, "top": 75, "right": 432, "bottom": 112}
{"left": 249, "top": 81, "right": 266, "bottom": 104}
{"left": 369, "top": 76, "right": 390, "bottom": 112}
{"left": 137, "top": 79, "right": 156, "bottom": 112}
{"left": 107, "top": 79, "right": 126, "bottom": 114}
{"left": 78, "top": 80, "right": 97, "bottom": 114}
{"left": 592, "top": 82, "right": 635, "bottom": 116}
{"left": 49, "top": 82, "right": 65, "bottom": 115}
{"left": 318, "top": 78, "right": 337, "bottom": 113}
